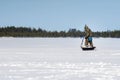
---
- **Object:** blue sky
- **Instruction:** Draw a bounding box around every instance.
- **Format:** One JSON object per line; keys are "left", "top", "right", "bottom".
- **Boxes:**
{"left": 0, "top": 0, "right": 120, "bottom": 31}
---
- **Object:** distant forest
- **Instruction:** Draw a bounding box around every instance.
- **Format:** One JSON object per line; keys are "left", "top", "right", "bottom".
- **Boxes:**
{"left": 0, "top": 26, "right": 120, "bottom": 38}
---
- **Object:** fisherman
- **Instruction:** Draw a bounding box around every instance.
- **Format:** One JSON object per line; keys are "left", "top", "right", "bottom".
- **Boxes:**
{"left": 84, "top": 25, "right": 93, "bottom": 47}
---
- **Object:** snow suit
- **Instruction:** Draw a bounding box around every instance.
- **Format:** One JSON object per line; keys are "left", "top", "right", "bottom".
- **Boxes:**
{"left": 84, "top": 25, "right": 93, "bottom": 47}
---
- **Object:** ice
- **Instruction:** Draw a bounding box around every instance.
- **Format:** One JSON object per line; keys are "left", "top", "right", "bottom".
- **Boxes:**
{"left": 0, "top": 37, "right": 120, "bottom": 80}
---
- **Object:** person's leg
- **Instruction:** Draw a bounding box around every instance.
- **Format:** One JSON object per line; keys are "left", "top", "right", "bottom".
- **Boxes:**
{"left": 88, "top": 37, "right": 93, "bottom": 47}
{"left": 85, "top": 39, "right": 88, "bottom": 46}
{"left": 90, "top": 42, "right": 93, "bottom": 47}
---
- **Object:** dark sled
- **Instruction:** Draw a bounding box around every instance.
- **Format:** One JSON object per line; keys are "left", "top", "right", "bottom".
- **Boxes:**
{"left": 81, "top": 46, "right": 96, "bottom": 51}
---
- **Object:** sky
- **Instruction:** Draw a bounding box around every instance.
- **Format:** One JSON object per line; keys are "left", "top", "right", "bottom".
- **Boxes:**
{"left": 0, "top": 0, "right": 120, "bottom": 31}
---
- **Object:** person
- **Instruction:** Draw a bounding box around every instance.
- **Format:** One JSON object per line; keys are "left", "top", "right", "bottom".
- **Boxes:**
{"left": 84, "top": 25, "right": 93, "bottom": 47}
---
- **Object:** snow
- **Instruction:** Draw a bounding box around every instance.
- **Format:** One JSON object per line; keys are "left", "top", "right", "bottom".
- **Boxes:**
{"left": 0, "top": 37, "right": 120, "bottom": 80}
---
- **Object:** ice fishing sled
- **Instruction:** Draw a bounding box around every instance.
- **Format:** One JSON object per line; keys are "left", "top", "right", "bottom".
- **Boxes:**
{"left": 81, "top": 37, "right": 96, "bottom": 51}
{"left": 81, "top": 46, "right": 96, "bottom": 51}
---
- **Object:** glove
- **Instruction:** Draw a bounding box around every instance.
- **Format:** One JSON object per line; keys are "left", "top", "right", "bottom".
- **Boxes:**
{"left": 85, "top": 36, "right": 88, "bottom": 39}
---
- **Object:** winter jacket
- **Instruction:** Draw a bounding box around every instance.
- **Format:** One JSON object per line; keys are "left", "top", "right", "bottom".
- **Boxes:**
{"left": 84, "top": 25, "right": 92, "bottom": 39}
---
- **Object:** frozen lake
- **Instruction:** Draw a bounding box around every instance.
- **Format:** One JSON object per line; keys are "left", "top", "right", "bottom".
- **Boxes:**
{"left": 0, "top": 37, "right": 120, "bottom": 80}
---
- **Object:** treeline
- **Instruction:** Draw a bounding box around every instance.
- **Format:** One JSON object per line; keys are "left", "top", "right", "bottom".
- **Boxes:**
{"left": 0, "top": 26, "right": 120, "bottom": 38}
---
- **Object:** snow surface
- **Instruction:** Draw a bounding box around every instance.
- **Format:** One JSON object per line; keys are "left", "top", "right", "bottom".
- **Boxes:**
{"left": 0, "top": 37, "right": 120, "bottom": 80}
